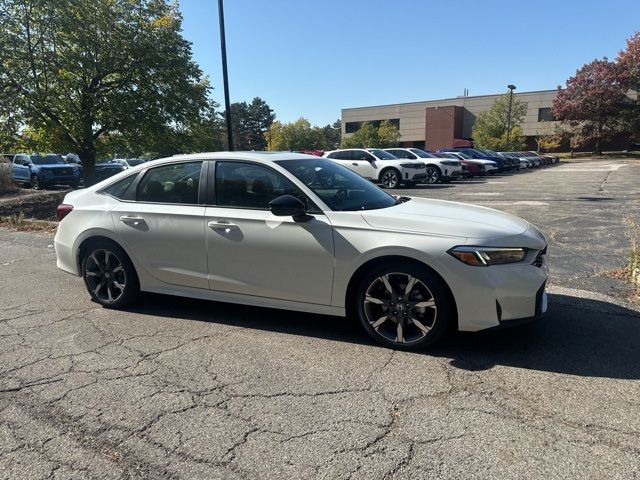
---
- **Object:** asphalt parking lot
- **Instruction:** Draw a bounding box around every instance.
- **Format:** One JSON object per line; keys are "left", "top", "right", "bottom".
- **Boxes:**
{"left": 1, "top": 159, "right": 639, "bottom": 479}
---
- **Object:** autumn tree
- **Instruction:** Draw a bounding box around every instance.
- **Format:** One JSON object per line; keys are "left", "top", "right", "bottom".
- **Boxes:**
{"left": 617, "top": 32, "right": 640, "bottom": 140}
{"left": 0, "top": 0, "right": 211, "bottom": 184}
{"left": 552, "top": 58, "right": 628, "bottom": 153}
{"left": 341, "top": 120, "right": 400, "bottom": 148}
{"left": 471, "top": 92, "right": 528, "bottom": 150}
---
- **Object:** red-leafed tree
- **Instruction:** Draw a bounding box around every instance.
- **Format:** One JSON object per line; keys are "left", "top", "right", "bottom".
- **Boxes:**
{"left": 617, "top": 32, "right": 640, "bottom": 140}
{"left": 552, "top": 58, "right": 628, "bottom": 153}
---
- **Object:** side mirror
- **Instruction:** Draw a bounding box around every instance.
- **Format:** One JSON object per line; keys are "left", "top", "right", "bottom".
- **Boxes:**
{"left": 269, "top": 195, "right": 312, "bottom": 222}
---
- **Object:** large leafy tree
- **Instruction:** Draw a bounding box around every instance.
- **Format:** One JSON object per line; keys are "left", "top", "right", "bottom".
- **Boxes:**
{"left": 341, "top": 120, "right": 400, "bottom": 148}
{"left": 266, "top": 118, "right": 323, "bottom": 151}
{"left": 0, "top": 0, "right": 211, "bottom": 184}
{"left": 617, "top": 32, "right": 640, "bottom": 141}
{"left": 224, "top": 97, "right": 275, "bottom": 150}
{"left": 552, "top": 58, "right": 628, "bottom": 153}
{"left": 471, "top": 92, "right": 528, "bottom": 150}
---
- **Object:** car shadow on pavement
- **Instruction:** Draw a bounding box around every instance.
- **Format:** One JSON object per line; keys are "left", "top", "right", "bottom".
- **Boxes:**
{"left": 125, "top": 292, "right": 640, "bottom": 380}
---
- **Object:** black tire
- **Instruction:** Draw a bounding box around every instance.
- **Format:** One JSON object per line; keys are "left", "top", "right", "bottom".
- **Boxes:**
{"left": 354, "top": 261, "right": 453, "bottom": 350}
{"left": 30, "top": 174, "right": 41, "bottom": 190}
{"left": 425, "top": 166, "right": 441, "bottom": 184}
{"left": 81, "top": 240, "right": 139, "bottom": 308}
{"left": 379, "top": 168, "right": 401, "bottom": 189}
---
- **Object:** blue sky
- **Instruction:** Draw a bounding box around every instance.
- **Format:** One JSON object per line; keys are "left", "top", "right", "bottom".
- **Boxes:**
{"left": 179, "top": 0, "right": 638, "bottom": 126}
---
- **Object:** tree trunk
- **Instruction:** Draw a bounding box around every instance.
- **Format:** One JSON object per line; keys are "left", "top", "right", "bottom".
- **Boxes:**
{"left": 79, "top": 146, "right": 97, "bottom": 187}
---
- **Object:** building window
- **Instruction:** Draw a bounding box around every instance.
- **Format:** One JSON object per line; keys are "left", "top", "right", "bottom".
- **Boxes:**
{"left": 345, "top": 118, "right": 400, "bottom": 134}
{"left": 538, "top": 108, "right": 556, "bottom": 122}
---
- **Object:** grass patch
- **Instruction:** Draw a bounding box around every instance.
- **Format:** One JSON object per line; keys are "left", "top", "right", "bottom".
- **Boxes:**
{"left": 627, "top": 218, "right": 640, "bottom": 288}
{"left": 552, "top": 151, "right": 640, "bottom": 160}
{"left": 0, "top": 212, "right": 58, "bottom": 233}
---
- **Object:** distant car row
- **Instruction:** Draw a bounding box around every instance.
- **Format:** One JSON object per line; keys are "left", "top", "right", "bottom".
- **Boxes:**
{"left": 2, "top": 153, "right": 147, "bottom": 189}
{"left": 320, "top": 147, "right": 559, "bottom": 188}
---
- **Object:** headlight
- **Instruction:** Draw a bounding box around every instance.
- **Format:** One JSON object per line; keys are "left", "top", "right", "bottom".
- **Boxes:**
{"left": 448, "top": 246, "right": 527, "bottom": 266}
{"left": 441, "top": 160, "right": 459, "bottom": 166}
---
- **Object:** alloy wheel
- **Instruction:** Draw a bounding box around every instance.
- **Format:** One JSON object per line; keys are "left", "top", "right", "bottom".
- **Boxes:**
{"left": 425, "top": 167, "right": 440, "bottom": 184}
{"left": 381, "top": 170, "right": 400, "bottom": 188}
{"left": 84, "top": 249, "right": 127, "bottom": 304}
{"left": 363, "top": 272, "right": 437, "bottom": 345}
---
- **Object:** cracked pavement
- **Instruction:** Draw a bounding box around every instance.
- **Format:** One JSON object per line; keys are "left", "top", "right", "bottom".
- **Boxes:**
{"left": 1, "top": 159, "right": 639, "bottom": 479}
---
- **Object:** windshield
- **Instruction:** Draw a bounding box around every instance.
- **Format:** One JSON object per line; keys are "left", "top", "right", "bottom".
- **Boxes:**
{"left": 32, "top": 154, "right": 65, "bottom": 165}
{"left": 408, "top": 148, "right": 435, "bottom": 158}
{"left": 126, "top": 159, "right": 144, "bottom": 166}
{"left": 276, "top": 158, "right": 398, "bottom": 211}
{"left": 367, "top": 149, "right": 397, "bottom": 160}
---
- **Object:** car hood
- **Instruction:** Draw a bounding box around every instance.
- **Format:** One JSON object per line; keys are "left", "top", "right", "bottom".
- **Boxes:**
{"left": 360, "top": 197, "right": 543, "bottom": 245}
{"left": 37, "top": 163, "right": 72, "bottom": 168}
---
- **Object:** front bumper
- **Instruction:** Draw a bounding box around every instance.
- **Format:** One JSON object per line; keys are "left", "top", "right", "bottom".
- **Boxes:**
{"left": 438, "top": 247, "right": 549, "bottom": 332}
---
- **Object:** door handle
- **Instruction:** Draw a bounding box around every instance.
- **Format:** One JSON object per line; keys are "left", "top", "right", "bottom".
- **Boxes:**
{"left": 208, "top": 221, "right": 238, "bottom": 230}
{"left": 119, "top": 215, "right": 145, "bottom": 226}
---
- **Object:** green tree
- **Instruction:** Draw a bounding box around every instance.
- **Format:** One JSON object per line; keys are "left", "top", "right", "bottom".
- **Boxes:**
{"left": 224, "top": 97, "right": 275, "bottom": 150}
{"left": 266, "top": 118, "right": 324, "bottom": 151}
{"left": 341, "top": 120, "right": 400, "bottom": 148}
{"left": 0, "top": 0, "right": 211, "bottom": 184}
{"left": 320, "top": 119, "right": 342, "bottom": 149}
{"left": 472, "top": 92, "right": 528, "bottom": 150}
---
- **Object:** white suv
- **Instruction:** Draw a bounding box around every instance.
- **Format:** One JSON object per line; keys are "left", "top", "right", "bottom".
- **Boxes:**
{"left": 323, "top": 148, "right": 426, "bottom": 188}
{"left": 384, "top": 148, "right": 463, "bottom": 184}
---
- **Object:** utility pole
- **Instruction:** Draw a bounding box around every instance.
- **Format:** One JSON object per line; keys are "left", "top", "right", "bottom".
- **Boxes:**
{"left": 506, "top": 84, "right": 516, "bottom": 148}
{"left": 218, "top": 0, "right": 233, "bottom": 150}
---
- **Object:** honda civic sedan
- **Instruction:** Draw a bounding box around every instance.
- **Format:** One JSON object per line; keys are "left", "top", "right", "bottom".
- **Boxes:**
{"left": 54, "top": 152, "right": 548, "bottom": 349}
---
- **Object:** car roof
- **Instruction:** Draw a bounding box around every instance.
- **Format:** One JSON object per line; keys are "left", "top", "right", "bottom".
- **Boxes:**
{"left": 154, "top": 151, "right": 321, "bottom": 165}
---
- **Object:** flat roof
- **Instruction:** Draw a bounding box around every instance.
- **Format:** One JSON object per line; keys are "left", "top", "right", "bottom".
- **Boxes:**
{"left": 342, "top": 88, "right": 559, "bottom": 112}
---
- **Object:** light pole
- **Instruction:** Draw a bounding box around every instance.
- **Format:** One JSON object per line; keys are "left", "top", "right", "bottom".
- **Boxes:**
{"left": 218, "top": 0, "right": 233, "bottom": 150}
{"left": 506, "top": 84, "right": 516, "bottom": 148}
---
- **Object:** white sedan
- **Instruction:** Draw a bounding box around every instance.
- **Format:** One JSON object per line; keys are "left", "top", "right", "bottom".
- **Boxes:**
{"left": 54, "top": 152, "right": 549, "bottom": 349}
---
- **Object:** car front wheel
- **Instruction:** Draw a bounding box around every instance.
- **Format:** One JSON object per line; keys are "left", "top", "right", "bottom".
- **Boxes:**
{"left": 81, "top": 241, "right": 139, "bottom": 308}
{"left": 380, "top": 169, "right": 401, "bottom": 189}
{"left": 30, "top": 175, "right": 41, "bottom": 190}
{"left": 425, "top": 166, "right": 441, "bottom": 184}
{"left": 355, "top": 262, "right": 452, "bottom": 349}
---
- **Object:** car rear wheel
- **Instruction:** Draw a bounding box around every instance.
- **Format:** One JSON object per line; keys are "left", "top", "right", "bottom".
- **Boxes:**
{"left": 81, "top": 241, "right": 139, "bottom": 308}
{"left": 355, "top": 263, "right": 452, "bottom": 349}
{"left": 425, "top": 166, "right": 441, "bottom": 184}
{"left": 380, "top": 169, "right": 401, "bottom": 189}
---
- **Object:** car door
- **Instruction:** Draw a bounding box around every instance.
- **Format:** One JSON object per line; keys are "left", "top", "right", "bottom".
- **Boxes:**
{"left": 12, "top": 155, "right": 28, "bottom": 181}
{"left": 110, "top": 161, "right": 209, "bottom": 289}
{"left": 205, "top": 160, "right": 334, "bottom": 305}
{"left": 350, "top": 150, "right": 379, "bottom": 180}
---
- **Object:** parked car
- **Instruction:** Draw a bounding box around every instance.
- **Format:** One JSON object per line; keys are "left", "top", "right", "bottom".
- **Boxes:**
{"left": 499, "top": 152, "right": 532, "bottom": 169}
{"left": 383, "top": 148, "right": 463, "bottom": 184}
{"left": 504, "top": 152, "right": 543, "bottom": 167}
{"left": 450, "top": 148, "right": 507, "bottom": 171}
{"left": 113, "top": 158, "right": 146, "bottom": 169}
{"left": 54, "top": 152, "right": 549, "bottom": 350}
{"left": 13, "top": 153, "right": 81, "bottom": 189}
{"left": 527, "top": 151, "right": 559, "bottom": 164}
{"left": 442, "top": 151, "right": 498, "bottom": 174}
{"left": 323, "top": 148, "right": 426, "bottom": 188}
{"left": 95, "top": 158, "right": 126, "bottom": 181}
